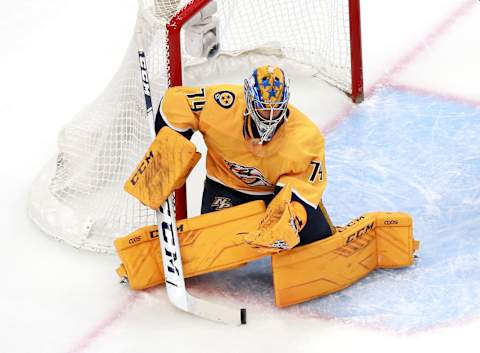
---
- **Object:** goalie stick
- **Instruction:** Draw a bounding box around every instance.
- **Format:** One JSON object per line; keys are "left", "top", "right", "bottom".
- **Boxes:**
{"left": 135, "top": 29, "right": 246, "bottom": 326}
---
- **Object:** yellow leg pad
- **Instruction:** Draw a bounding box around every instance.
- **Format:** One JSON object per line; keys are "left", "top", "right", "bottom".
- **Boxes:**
{"left": 272, "top": 212, "right": 419, "bottom": 307}
{"left": 372, "top": 212, "right": 420, "bottom": 268}
{"left": 114, "top": 201, "right": 267, "bottom": 290}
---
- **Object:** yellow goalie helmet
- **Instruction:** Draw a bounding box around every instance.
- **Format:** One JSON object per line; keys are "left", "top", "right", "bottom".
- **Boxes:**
{"left": 244, "top": 65, "right": 290, "bottom": 143}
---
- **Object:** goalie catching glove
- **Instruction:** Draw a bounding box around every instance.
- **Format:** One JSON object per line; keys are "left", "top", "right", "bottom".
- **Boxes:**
{"left": 124, "top": 127, "right": 201, "bottom": 209}
{"left": 243, "top": 184, "right": 307, "bottom": 254}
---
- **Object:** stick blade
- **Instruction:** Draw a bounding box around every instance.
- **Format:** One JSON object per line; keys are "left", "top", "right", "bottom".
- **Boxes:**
{"left": 187, "top": 294, "right": 246, "bottom": 326}
{"left": 241, "top": 308, "right": 247, "bottom": 325}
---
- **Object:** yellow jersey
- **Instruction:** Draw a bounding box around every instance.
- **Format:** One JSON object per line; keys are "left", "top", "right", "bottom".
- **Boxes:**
{"left": 158, "top": 84, "right": 327, "bottom": 208}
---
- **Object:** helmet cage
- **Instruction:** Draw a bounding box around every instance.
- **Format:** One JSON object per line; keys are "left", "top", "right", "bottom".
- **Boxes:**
{"left": 244, "top": 75, "right": 290, "bottom": 143}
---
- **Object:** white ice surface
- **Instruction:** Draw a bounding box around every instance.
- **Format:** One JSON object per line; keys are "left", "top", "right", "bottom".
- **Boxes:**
{"left": 1, "top": 0, "right": 480, "bottom": 352}
{"left": 390, "top": 2, "right": 480, "bottom": 102}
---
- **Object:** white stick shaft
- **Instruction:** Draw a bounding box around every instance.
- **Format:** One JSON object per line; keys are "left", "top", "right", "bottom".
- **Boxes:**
{"left": 134, "top": 23, "right": 246, "bottom": 325}
{"left": 157, "top": 196, "right": 188, "bottom": 310}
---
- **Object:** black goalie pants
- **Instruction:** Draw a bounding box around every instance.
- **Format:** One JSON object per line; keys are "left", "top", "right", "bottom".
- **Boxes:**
{"left": 201, "top": 177, "right": 334, "bottom": 246}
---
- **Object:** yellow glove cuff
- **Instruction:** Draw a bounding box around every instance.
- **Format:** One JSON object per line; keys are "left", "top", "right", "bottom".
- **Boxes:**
{"left": 244, "top": 184, "right": 304, "bottom": 253}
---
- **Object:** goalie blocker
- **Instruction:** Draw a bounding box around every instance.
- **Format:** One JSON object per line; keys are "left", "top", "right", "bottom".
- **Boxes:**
{"left": 124, "top": 127, "right": 201, "bottom": 210}
{"left": 115, "top": 203, "right": 419, "bottom": 307}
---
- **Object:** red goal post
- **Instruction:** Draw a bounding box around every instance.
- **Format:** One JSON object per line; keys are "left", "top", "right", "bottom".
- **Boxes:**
{"left": 167, "top": 0, "right": 363, "bottom": 99}
{"left": 167, "top": 0, "right": 364, "bottom": 221}
{"left": 28, "top": 0, "right": 364, "bottom": 253}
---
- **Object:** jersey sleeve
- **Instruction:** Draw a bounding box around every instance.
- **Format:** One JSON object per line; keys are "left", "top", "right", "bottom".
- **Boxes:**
{"left": 156, "top": 86, "right": 207, "bottom": 134}
{"left": 276, "top": 139, "right": 327, "bottom": 209}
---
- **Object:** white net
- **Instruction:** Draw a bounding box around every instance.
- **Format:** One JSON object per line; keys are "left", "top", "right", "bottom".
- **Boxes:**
{"left": 29, "top": 0, "right": 357, "bottom": 253}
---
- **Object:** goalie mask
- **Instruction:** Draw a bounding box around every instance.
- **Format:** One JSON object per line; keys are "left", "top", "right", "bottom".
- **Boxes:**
{"left": 244, "top": 65, "right": 290, "bottom": 144}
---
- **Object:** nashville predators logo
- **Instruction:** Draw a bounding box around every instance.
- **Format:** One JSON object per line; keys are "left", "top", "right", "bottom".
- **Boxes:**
{"left": 211, "top": 197, "right": 233, "bottom": 211}
{"left": 214, "top": 91, "right": 235, "bottom": 109}
{"left": 224, "top": 160, "right": 273, "bottom": 187}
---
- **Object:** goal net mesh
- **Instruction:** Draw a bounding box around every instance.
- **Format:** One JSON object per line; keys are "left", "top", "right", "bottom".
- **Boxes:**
{"left": 29, "top": 0, "right": 355, "bottom": 253}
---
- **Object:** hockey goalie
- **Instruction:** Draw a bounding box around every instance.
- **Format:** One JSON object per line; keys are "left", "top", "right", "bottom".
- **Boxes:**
{"left": 115, "top": 65, "right": 419, "bottom": 308}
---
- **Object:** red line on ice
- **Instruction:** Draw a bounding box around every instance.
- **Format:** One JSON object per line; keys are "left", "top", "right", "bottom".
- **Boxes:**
{"left": 373, "top": 0, "right": 475, "bottom": 91}
{"left": 66, "top": 292, "right": 140, "bottom": 353}
{"left": 64, "top": 1, "right": 477, "bottom": 349}
{"left": 311, "top": 0, "right": 479, "bottom": 333}
{"left": 323, "top": 0, "right": 476, "bottom": 135}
